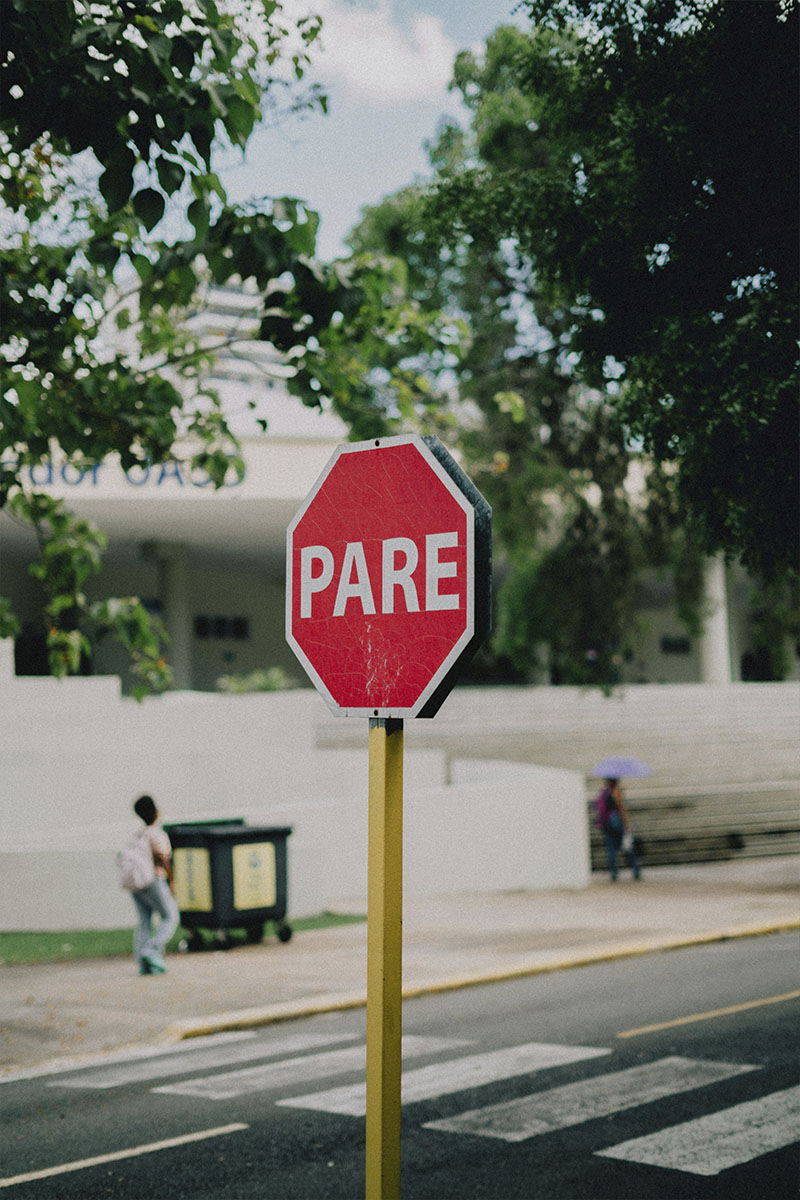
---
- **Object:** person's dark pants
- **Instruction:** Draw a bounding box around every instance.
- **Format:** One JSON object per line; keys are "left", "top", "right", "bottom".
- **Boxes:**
{"left": 604, "top": 814, "right": 641, "bottom": 881}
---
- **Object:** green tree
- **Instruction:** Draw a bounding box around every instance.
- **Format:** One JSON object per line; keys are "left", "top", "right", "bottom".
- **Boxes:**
{"left": 349, "top": 127, "right": 703, "bottom": 686}
{"left": 1, "top": 0, "right": 455, "bottom": 693}
{"left": 430, "top": 3, "right": 799, "bottom": 585}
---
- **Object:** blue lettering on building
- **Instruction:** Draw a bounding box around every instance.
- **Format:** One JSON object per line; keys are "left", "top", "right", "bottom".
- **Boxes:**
{"left": 61, "top": 462, "right": 102, "bottom": 485}
{"left": 124, "top": 463, "right": 151, "bottom": 486}
{"left": 0, "top": 455, "right": 246, "bottom": 489}
{"left": 29, "top": 460, "right": 54, "bottom": 485}
{"left": 158, "top": 460, "right": 184, "bottom": 485}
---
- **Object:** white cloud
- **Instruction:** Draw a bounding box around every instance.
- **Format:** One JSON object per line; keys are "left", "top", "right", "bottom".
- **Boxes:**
{"left": 284, "top": 0, "right": 459, "bottom": 103}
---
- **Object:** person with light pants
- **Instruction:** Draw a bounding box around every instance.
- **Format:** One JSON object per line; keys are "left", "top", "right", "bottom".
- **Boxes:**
{"left": 131, "top": 795, "right": 180, "bottom": 974}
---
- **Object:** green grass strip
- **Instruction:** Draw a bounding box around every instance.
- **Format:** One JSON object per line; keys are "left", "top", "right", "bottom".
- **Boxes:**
{"left": 0, "top": 912, "right": 366, "bottom": 965}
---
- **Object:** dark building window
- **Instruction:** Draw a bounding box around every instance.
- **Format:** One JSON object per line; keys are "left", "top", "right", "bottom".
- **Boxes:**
{"left": 194, "top": 615, "right": 250, "bottom": 641}
{"left": 660, "top": 635, "right": 692, "bottom": 655}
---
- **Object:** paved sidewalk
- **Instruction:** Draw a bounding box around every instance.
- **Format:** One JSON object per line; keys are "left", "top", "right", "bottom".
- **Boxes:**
{"left": 2, "top": 857, "right": 798, "bottom": 1075}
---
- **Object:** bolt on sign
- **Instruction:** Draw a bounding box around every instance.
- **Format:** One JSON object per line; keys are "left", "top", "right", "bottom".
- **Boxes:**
{"left": 286, "top": 434, "right": 492, "bottom": 717}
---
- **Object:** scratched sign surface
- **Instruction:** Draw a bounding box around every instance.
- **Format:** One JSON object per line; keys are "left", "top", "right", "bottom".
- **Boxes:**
{"left": 286, "top": 435, "right": 491, "bottom": 718}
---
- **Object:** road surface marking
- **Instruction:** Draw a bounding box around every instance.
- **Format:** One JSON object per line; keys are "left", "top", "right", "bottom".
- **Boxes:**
{"left": 50, "top": 1030, "right": 361, "bottom": 1089}
{"left": 617, "top": 989, "right": 800, "bottom": 1038}
{"left": 278, "top": 1041, "right": 611, "bottom": 1116}
{"left": 0, "top": 1124, "right": 248, "bottom": 1190}
{"left": 0, "top": 1031, "right": 256, "bottom": 1085}
{"left": 424, "top": 1056, "right": 757, "bottom": 1141}
{"left": 597, "top": 1084, "right": 800, "bottom": 1175}
{"left": 153, "top": 1035, "right": 468, "bottom": 1100}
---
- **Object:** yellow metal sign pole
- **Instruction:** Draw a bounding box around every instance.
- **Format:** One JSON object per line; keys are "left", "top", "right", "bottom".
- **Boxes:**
{"left": 365, "top": 716, "right": 404, "bottom": 1200}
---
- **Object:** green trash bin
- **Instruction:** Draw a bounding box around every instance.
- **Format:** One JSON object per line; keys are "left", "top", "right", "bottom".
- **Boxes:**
{"left": 165, "top": 822, "right": 292, "bottom": 950}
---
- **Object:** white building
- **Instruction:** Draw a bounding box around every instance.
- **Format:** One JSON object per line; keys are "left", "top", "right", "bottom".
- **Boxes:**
{"left": 1, "top": 284, "right": 795, "bottom": 694}
{"left": 2, "top": 288, "right": 797, "bottom": 930}
{"left": 2, "top": 281, "right": 348, "bottom": 693}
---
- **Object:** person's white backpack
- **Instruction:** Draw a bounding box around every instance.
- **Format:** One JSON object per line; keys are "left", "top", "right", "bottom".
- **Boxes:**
{"left": 117, "top": 828, "right": 156, "bottom": 891}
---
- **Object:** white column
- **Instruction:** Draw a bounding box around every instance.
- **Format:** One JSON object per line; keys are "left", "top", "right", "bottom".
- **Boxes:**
{"left": 142, "top": 541, "right": 192, "bottom": 690}
{"left": 699, "top": 555, "right": 732, "bottom": 684}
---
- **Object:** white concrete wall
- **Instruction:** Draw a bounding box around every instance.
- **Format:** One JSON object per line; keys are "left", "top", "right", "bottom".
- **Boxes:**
{"left": 331, "top": 681, "right": 799, "bottom": 788}
{"left": 403, "top": 759, "right": 590, "bottom": 898}
{"left": 0, "top": 642, "right": 587, "bottom": 930}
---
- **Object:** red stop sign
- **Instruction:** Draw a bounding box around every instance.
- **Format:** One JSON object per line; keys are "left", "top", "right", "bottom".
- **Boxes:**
{"left": 286, "top": 435, "right": 491, "bottom": 718}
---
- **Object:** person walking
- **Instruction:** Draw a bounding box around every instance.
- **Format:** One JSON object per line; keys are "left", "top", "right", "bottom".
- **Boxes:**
{"left": 595, "top": 777, "right": 641, "bottom": 882}
{"left": 129, "top": 794, "right": 180, "bottom": 974}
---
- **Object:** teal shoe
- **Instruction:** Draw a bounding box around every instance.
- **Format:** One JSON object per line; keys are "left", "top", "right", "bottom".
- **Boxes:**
{"left": 138, "top": 959, "right": 152, "bottom": 975}
{"left": 142, "top": 955, "right": 166, "bottom": 974}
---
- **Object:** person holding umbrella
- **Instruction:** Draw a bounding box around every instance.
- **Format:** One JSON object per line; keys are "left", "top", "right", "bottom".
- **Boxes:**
{"left": 592, "top": 757, "right": 649, "bottom": 882}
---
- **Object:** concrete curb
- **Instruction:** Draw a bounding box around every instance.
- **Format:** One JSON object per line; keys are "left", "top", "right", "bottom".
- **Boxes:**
{"left": 166, "top": 918, "right": 800, "bottom": 1043}
{"left": 163, "top": 991, "right": 370, "bottom": 1043}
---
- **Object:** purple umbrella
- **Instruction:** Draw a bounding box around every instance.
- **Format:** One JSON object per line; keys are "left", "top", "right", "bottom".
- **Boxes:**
{"left": 591, "top": 756, "right": 653, "bottom": 779}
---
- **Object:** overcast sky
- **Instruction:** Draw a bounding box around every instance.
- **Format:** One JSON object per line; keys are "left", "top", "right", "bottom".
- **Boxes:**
{"left": 222, "top": 0, "right": 525, "bottom": 260}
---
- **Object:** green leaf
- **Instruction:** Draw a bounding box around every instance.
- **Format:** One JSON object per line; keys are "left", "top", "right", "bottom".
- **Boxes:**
{"left": 189, "top": 119, "right": 213, "bottom": 166}
{"left": 224, "top": 94, "right": 257, "bottom": 147}
{"left": 147, "top": 33, "right": 172, "bottom": 68}
{"left": 133, "top": 188, "right": 166, "bottom": 232}
{"left": 98, "top": 146, "right": 136, "bottom": 213}
{"left": 132, "top": 253, "right": 154, "bottom": 282}
{"left": 156, "top": 156, "right": 185, "bottom": 196}
{"left": 285, "top": 215, "right": 318, "bottom": 256}
{"left": 169, "top": 33, "right": 196, "bottom": 77}
{"left": 0, "top": 597, "right": 21, "bottom": 640}
{"left": 188, "top": 197, "right": 210, "bottom": 240}
{"left": 8, "top": 377, "right": 42, "bottom": 408}
{"left": 495, "top": 390, "right": 526, "bottom": 422}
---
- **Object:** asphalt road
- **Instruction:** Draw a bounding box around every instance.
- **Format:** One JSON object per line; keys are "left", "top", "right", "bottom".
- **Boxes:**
{"left": 1, "top": 931, "right": 798, "bottom": 1199}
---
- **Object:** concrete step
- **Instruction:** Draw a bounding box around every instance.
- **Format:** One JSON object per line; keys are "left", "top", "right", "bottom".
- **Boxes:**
{"left": 588, "top": 784, "right": 800, "bottom": 870}
{"left": 317, "top": 684, "right": 800, "bottom": 792}
{"left": 590, "top": 831, "right": 800, "bottom": 871}
{"left": 591, "top": 814, "right": 800, "bottom": 839}
{"left": 620, "top": 792, "right": 800, "bottom": 827}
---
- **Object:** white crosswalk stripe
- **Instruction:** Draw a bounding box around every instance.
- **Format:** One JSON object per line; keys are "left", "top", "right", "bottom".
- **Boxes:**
{"left": 152, "top": 1035, "right": 469, "bottom": 1101}
{"left": 0, "top": 1031, "right": 257, "bottom": 1086}
{"left": 277, "top": 1042, "right": 611, "bottom": 1116}
{"left": 424, "top": 1056, "right": 757, "bottom": 1141}
{"left": 23, "top": 1028, "right": 797, "bottom": 1181}
{"left": 49, "top": 1031, "right": 361, "bottom": 1089}
{"left": 596, "top": 1084, "right": 800, "bottom": 1176}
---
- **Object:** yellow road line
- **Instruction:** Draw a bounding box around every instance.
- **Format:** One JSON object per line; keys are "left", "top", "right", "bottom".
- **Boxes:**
{"left": 0, "top": 1123, "right": 248, "bottom": 1189}
{"left": 617, "top": 989, "right": 800, "bottom": 1039}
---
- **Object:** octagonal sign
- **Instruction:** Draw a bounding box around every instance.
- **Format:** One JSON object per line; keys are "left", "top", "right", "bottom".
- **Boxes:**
{"left": 286, "top": 434, "right": 491, "bottom": 718}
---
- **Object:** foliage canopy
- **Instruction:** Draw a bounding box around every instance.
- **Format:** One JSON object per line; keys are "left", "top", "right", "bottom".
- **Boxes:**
{"left": 349, "top": 177, "right": 704, "bottom": 688}
{"left": 429, "top": 1, "right": 799, "bottom": 583}
{"left": 1, "top": 0, "right": 456, "bottom": 692}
